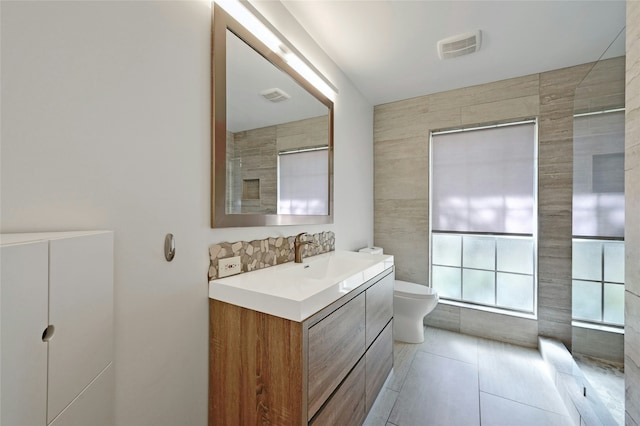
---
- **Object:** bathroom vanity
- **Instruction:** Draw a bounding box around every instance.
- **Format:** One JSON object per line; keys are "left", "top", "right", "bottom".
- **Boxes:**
{"left": 208, "top": 251, "right": 394, "bottom": 425}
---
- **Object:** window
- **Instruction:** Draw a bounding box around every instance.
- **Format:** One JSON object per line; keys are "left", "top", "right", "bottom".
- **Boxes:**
{"left": 430, "top": 121, "right": 537, "bottom": 314}
{"left": 572, "top": 110, "right": 625, "bottom": 327}
{"left": 572, "top": 239, "right": 625, "bottom": 325}
{"left": 278, "top": 148, "right": 329, "bottom": 215}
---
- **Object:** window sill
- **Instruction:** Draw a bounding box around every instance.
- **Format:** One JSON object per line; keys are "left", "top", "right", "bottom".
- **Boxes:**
{"left": 571, "top": 320, "right": 624, "bottom": 334}
{"left": 438, "top": 299, "right": 537, "bottom": 321}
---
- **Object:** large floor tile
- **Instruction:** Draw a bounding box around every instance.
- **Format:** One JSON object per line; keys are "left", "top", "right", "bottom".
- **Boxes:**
{"left": 388, "top": 351, "right": 480, "bottom": 426}
{"left": 480, "top": 392, "right": 573, "bottom": 426}
{"left": 369, "top": 327, "right": 572, "bottom": 426}
{"left": 418, "top": 327, "right": 478, "bottom": 365}
{"left": 386, "top": 340, "right": 420, "bottom": 391}
{"left": 363, "top": 387, "right": 399, "bottom": 426}
{"left": 478, "top": 339, "right": 568, "bottom": 415}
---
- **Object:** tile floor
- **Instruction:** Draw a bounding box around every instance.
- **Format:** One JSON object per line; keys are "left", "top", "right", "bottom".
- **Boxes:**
{"left": 365, "top": 326, "right": 573, "bottom": 426}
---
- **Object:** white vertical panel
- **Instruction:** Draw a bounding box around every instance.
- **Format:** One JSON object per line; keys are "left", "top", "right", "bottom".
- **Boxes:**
{"left": 47, "top": 232, "right": 114, "bottom": 423}
{"left": 0, "top": 241, "right": 49, "bottom": 426}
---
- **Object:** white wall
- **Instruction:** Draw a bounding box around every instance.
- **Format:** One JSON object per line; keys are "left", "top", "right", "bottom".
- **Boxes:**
{"left": 0, "top": 1, "right": 374, "bottom": 425}
{"left": 247, "top": 0, "right": 375, "bottom": 250}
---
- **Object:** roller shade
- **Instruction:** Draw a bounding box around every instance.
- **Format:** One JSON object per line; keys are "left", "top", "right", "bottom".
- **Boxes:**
{"left": 278, "top": 148, "right": 329, "bottom": 215}
{"left": 573, "top": 111, "right": 625, "bottom": 238}
{"left": 431, "top": 122, "right": 536, "bottom": 234}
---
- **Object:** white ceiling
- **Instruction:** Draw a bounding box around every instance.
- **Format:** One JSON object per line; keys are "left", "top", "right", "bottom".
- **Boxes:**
{"left": 227, "top": 29, "right": 327, "bottom": 132}
{"left": 281, "top": 0, "right": 626, "bottom": 105}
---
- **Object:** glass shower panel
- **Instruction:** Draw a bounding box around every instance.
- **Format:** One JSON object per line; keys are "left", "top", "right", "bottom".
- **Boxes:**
{"left": 496, "top": 272, "right": 534, "bottom": 311}
{"left": 573, "top": 240, "right": 603, "bottom": 281}
{"left": 226, "top": 157, "right": 242, "bottom": 214}
{"left": 462, "top": 269, "right": 495, "bottom": 305}
{"left": 603, "top": 283, "right": 624, "bottom": 324}
{"left": 432, "top": 265, "right": 461, "bottom": 299}
{"left": 572, "top": 280, "right": 602, "bottom": 322}
{"left": 432, "top": 234, "right": 461, "bottom": 266}
{"left": 496, "top": 237, "right": 533, "bottom": 274}
{"left": 604, "top": 241, "right": 625, "bottom": 283}
{"left": 462, "top": 235, "right": 495, "bottom": 270}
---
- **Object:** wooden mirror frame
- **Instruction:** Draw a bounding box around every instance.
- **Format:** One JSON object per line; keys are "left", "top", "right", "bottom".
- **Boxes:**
{"left": 211, "top": 4, "right": 334, "bottom": 228}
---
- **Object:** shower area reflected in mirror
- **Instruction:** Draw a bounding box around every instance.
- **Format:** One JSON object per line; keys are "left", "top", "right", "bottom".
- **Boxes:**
{"left": 571, "top": 27, "right": 626, "bottom": 425}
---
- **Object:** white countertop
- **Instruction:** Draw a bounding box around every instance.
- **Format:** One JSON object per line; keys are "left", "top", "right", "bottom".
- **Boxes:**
{"left": 208, "top": 250, "right": 394, "bottom": 322}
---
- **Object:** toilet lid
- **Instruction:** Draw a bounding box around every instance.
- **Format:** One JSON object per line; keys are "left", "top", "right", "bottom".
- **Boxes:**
{"left": 394, "top": 280, "right": 438, "bottom": 299}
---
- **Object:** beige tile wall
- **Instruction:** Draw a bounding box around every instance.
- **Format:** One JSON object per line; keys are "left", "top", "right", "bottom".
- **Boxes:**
{"left": 228, "top": 126, "right": 278, "bottom": 214}
{"left": 572, "top": 327, "right": 624, "bottom": 363}
{"left": 537, "top": 63, "right": 594, "bottom": 347}
{"left": 227, "top": 115, "right": 328, "bottom": 214}
{"left": 374, "top": 57, "right": 625, "bottom": 350}
{"left": 626, "top": 0, "right": 640, "bottom": 423}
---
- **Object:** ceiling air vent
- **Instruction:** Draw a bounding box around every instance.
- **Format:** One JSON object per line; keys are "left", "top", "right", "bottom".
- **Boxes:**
{"left": 437, "top": 30, "right": 482, "bottom": 60}
{"left": 260, "top": 88, "right": 291, "bottom": 103}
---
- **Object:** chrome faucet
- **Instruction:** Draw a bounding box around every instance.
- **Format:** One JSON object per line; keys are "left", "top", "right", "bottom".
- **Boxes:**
{"left": 294, "top": 232, "right": 316, "bottom": 263}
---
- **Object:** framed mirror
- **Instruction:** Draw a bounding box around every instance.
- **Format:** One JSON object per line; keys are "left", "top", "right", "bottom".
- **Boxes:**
{"left": 211, "top": 4, "right": 334, "bottom": 228}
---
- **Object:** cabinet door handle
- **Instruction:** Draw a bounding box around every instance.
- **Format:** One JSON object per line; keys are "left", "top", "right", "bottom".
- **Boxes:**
{"left": 42, "top": 324, "right": 55, "bottom": 342}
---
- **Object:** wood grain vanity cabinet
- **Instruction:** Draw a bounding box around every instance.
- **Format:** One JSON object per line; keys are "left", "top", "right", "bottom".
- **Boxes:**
{"left": 209, "top": 267, "right": 394, "bottom": 426}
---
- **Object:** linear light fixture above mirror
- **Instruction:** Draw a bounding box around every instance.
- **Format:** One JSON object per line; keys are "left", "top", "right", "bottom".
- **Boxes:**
{"left": 212, "top": 0, "right": 337, "bottom": 99}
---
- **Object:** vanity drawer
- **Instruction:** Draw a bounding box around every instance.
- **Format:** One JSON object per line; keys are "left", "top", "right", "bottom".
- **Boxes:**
{"left": 309, "top": 357, "right": 366, "bottom": 426}
{"left": 366, "top": 320, "right": 393, "bottom": 413}
{"left": 365, "top": 272, "right": 394, "bottom": 348}
{"left": 307, "top": 292, "right": 366, "bottom": 419}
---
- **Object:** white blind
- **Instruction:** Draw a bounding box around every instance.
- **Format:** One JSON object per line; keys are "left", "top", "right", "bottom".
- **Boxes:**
{"left": 431, "top": 122, "right": 536, "bottom": 234}
{"left": 573, "top": 111, "right": 625, "bottom": 237}
{"left": 278, "top": 149, "right": 329, "bottom": 215}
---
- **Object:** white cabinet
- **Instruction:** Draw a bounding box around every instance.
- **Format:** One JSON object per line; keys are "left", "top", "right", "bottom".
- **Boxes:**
{"left": 1, "top": 231, "right": 114, "bottom": 426}
{"left": 0, "top": 240, "right": 49, "bottom": 426}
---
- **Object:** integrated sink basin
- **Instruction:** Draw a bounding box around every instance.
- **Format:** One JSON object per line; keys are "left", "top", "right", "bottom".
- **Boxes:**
{"left": 279, "top": 254, "right": 374, "bottom": 280}
{"left": 208, "top": 250, "right": 394, "bottom": 321}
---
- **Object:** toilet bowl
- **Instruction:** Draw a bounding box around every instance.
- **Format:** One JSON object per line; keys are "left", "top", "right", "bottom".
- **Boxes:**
{"left": 393, "top": 280, "right": 439, "bottom": 344}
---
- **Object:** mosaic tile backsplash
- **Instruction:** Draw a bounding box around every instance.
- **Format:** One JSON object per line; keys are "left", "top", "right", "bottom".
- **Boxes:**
{"left": 208, "top": 231, "right": 335, "bottom": 280}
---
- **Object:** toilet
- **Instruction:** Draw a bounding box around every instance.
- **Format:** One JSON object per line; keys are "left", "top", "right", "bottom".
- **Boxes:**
{"left": 359, "top": 247, "right": 439, "bottom": 344}
{"left": 394, "top": 280, "right": 439, "bottom": 343}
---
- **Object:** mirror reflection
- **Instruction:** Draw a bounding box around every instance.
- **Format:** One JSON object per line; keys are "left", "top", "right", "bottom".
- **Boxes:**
{"left": 223, "top": 29, "right": 330, "bottom": 217}
{"left": 211, "top": 3, "right": 334, "bottom": 227}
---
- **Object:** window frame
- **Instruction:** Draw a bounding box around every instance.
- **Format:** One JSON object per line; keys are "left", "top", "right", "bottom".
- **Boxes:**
{"left": 428, "top": 119, "right": 539, "bottom": 318}
{"left": 571, "top": 107, "right": 626, "bottom": 330}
